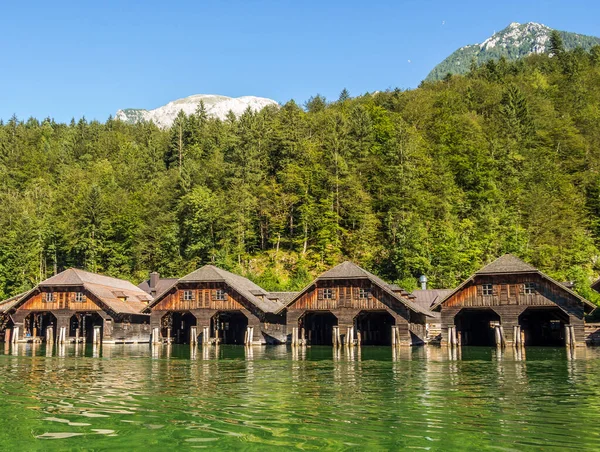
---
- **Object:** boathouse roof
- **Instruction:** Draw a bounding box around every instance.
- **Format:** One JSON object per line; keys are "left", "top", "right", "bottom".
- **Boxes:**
{"left": 280, "top": 261, "right": 433, "bottom": 316}
{"left": 431, "top": 254, "right": 597, "bottom": 312}
{"left": 138, "top": 277, "right": 178, "bottom": 296}
{"left": 146, "top": 265, "right": 285, "bottom": 314}
{"left": 6, "top": 268, "right": 151, "bottom": 316}
{"left": 0, "top": 292, "right": 28, "bottom": 313}
{"left": 412, "top": 289, "right": 453, "bottom": 310}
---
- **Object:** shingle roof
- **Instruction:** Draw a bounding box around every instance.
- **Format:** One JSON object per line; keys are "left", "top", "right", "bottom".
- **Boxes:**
{"left": 0, "top": 291, "right": 29, "bottom": 313}
{"left": 412, "top": 289, "right": 453, "bottom": 310}
{"left": 138, "top": 278, "right": 178, "bottom": 296}
{"left": 5, "top": 269, "right": 151, "bottom": 316}
{"left": 147, "top": 265, "right": 284, "bottom": 314}
{"left": 476, "top": 254, "right": 537, "bottom": 274}
{"left": 268, "top": 292, "right": 300, "bottom": 307}
{"left": 281, "top": 261, "right": 432, "bottom": 316}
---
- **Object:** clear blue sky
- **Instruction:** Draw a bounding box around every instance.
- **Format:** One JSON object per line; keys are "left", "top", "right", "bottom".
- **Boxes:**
{"left": 1, "top": 0, "right": 597, "bottom": 123}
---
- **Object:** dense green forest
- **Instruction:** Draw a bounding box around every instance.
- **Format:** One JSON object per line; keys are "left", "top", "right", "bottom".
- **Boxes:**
{"left": 2, "top": 43, "right": 600, "bottom": 303}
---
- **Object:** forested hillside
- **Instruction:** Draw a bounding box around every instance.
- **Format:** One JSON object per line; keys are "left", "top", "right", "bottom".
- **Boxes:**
{"left": 2, "top": 44, "right": 600, "bottom": 302}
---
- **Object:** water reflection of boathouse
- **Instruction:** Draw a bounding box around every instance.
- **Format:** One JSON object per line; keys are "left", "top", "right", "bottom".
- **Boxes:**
{"left": 282, "top": 262, "right": 432, "bottom": 346}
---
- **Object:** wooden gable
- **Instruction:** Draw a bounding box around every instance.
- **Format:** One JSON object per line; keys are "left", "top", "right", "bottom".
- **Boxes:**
{"left": 442, "top": 274, "right": 587, "bottom": 317}
{"left": 18, "top": 290, "right": 102, "bottom": 312}
{"left": 152, "top": 282, "right": 247, "bottom": 312}
{"left": 288, "top": 279, "right": 410, "bottom": 318}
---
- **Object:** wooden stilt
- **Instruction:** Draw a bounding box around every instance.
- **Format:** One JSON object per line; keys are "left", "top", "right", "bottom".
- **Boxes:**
{"left": 167, "top": 327, "right": 171, "bottom": 343}
{"left": 46, "top": 326, "right": 53, "bottom": 344}
{"left": 569, "top": 325, "right": 576, "bottom": 347}
{"left": 391, "top": 326, "right": 396, "bottom": 346}
{"left": 190, "top": 326, "right": 197, "bottom": 345}
{"left": 499, "top": 326, "right": 505, "bottom": 347}
{"left": 12, "top": 326, "right": 19, "bottom": 344}
{"left": 565, "top": 325, "right": 571, "bottom": 347}
{"left": 93, "top": 326, "right": 101, "bottom": 344}
{"left": 494, "top": 326, "right": 501, "bottom": 347}
{"left": 357, "top": 331, "right": 361, "bottom": 347}
{"left": 300, "top": 328, "right": 305, "bottom": 346}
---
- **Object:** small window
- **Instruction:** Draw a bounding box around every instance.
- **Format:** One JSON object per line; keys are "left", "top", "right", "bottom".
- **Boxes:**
{"left": 323, "top": 288, "right": 334, "bottom": 299}
{"left": 44, "top": 292, "right": 55, "bottom": 303}
{"left": 215, "top": 289, "right": 225, "bottom": 301}
{"left": 524, "top": 282, "right": 535, "bottom": 295}
{"left": 75, "top": 292, "right": 85, "bottom": 302}
{"left": 183, "top": 290, "right": 194, "bottom": 301}
{"left": 359, "top": 288, "right": 370, "bottom": 299}
{"left": 482, "top": 284, "right": 493, "bottom": 296}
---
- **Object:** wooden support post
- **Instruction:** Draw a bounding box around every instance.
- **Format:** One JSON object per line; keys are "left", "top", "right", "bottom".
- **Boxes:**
{"left": 93, "top": 326, "right": 101, "bottom": 344}
{"left": 449, "top": 326, "right": 457, "bottom": 347}
{"left": 300, "top": 328, "right": 305, "bottom": 346}
{"left": 167, "top": 327, "right": 171, "bottom": 343}
{"left": 499, "top": 326, "right": 505, "bottom": 347}
{"left": 12, "top": 327, "right": 19, "bottom": 344}
{"left": 494, "top": 326, "right": 501, "bottom": 347}
{"left": 357, "top": 331, "right": 361, "bottom": 347}
{"left": 391, "top": 326, "right": 396, "bottom": 346}
{"left": 46, "top": 326, "right": 54, "bottom": 344}
{"left": 5, "top": 328, "right": 11, "bottom": 345}
{"left": 565, "top": 325, "right": 572, "bottom": 347}
{"left": 58, "top": 326, "right": 66, "bottom": 344}
{"left": 568, "top": 325, "right": 576, "bottom": 347}
{"left": 75, "top": 328, "right": 80, "bottom": 343}
{"left": 190, "top": 326, "right": 197, "bottom": 345}
{"left": 336, "top": 326, "right": 341, "bottom": 347}
{"left": 292, "top": 327, "right": 298, "bottom": 346}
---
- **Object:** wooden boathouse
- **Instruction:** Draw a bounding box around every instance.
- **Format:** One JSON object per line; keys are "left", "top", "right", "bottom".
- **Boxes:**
{"left": 1, "top": 269, "right": 152, "bottom": 344}
{"left": 433, "top": 254, "right": 596, "bottom": 347}
{"left": 282, "top": 261, "right": 432, "bottom": 346}
{"left": 144, "top": 265, "right": 287, "bottom": 345}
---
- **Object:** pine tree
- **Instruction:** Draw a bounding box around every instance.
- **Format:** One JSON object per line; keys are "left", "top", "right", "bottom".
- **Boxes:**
{"left": 549, "top": 30, "right": 565, "bottom": 57}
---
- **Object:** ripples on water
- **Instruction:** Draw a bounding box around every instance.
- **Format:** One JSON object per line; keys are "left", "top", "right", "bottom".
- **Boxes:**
{"left": 0, "top": 344, "right": 599, "bottom": 450}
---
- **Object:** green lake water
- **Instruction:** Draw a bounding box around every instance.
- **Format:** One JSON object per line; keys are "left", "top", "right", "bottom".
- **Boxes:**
{"left": 1, "top": 344, "right": 600, "bottom": 450}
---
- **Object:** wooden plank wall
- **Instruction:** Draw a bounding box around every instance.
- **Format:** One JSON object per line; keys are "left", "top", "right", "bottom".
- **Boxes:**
{"left": 444, "top": 274, "right": 584, "bottom": 316}
{"left": 153, "top": 282, "right": 246, "bottom": 312}
{"left": 19, "top": 292, "right": 101, "bottom": 312}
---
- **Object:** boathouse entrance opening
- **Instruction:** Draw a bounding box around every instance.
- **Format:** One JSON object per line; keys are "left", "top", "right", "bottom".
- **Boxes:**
{"left": 300, "top": 311, "right": 337, "bottom": 345}
{"left": 212, "top": 311, "right": 248, "bottom": 345}
{"left": 519, "top": 307, "right": 568, "bottom": 346}
{"left": 24, "top": 312, "right": 57, "bottom": 340}
{"left": 160, "top": 311, "right": 197, "bottom": 344}
{"left": 455, "top": 309, "right": 500, "bottom": 346}
{"left": 82, "top": 313, "right": 104, "bottom": 342}
{"left": 354, "top": 311, "right": 394, "bottom": 345}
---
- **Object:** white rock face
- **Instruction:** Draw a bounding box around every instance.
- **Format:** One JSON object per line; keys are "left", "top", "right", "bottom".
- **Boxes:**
{"left": 116, "top": 94, "right": 279, "bottom": 128}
